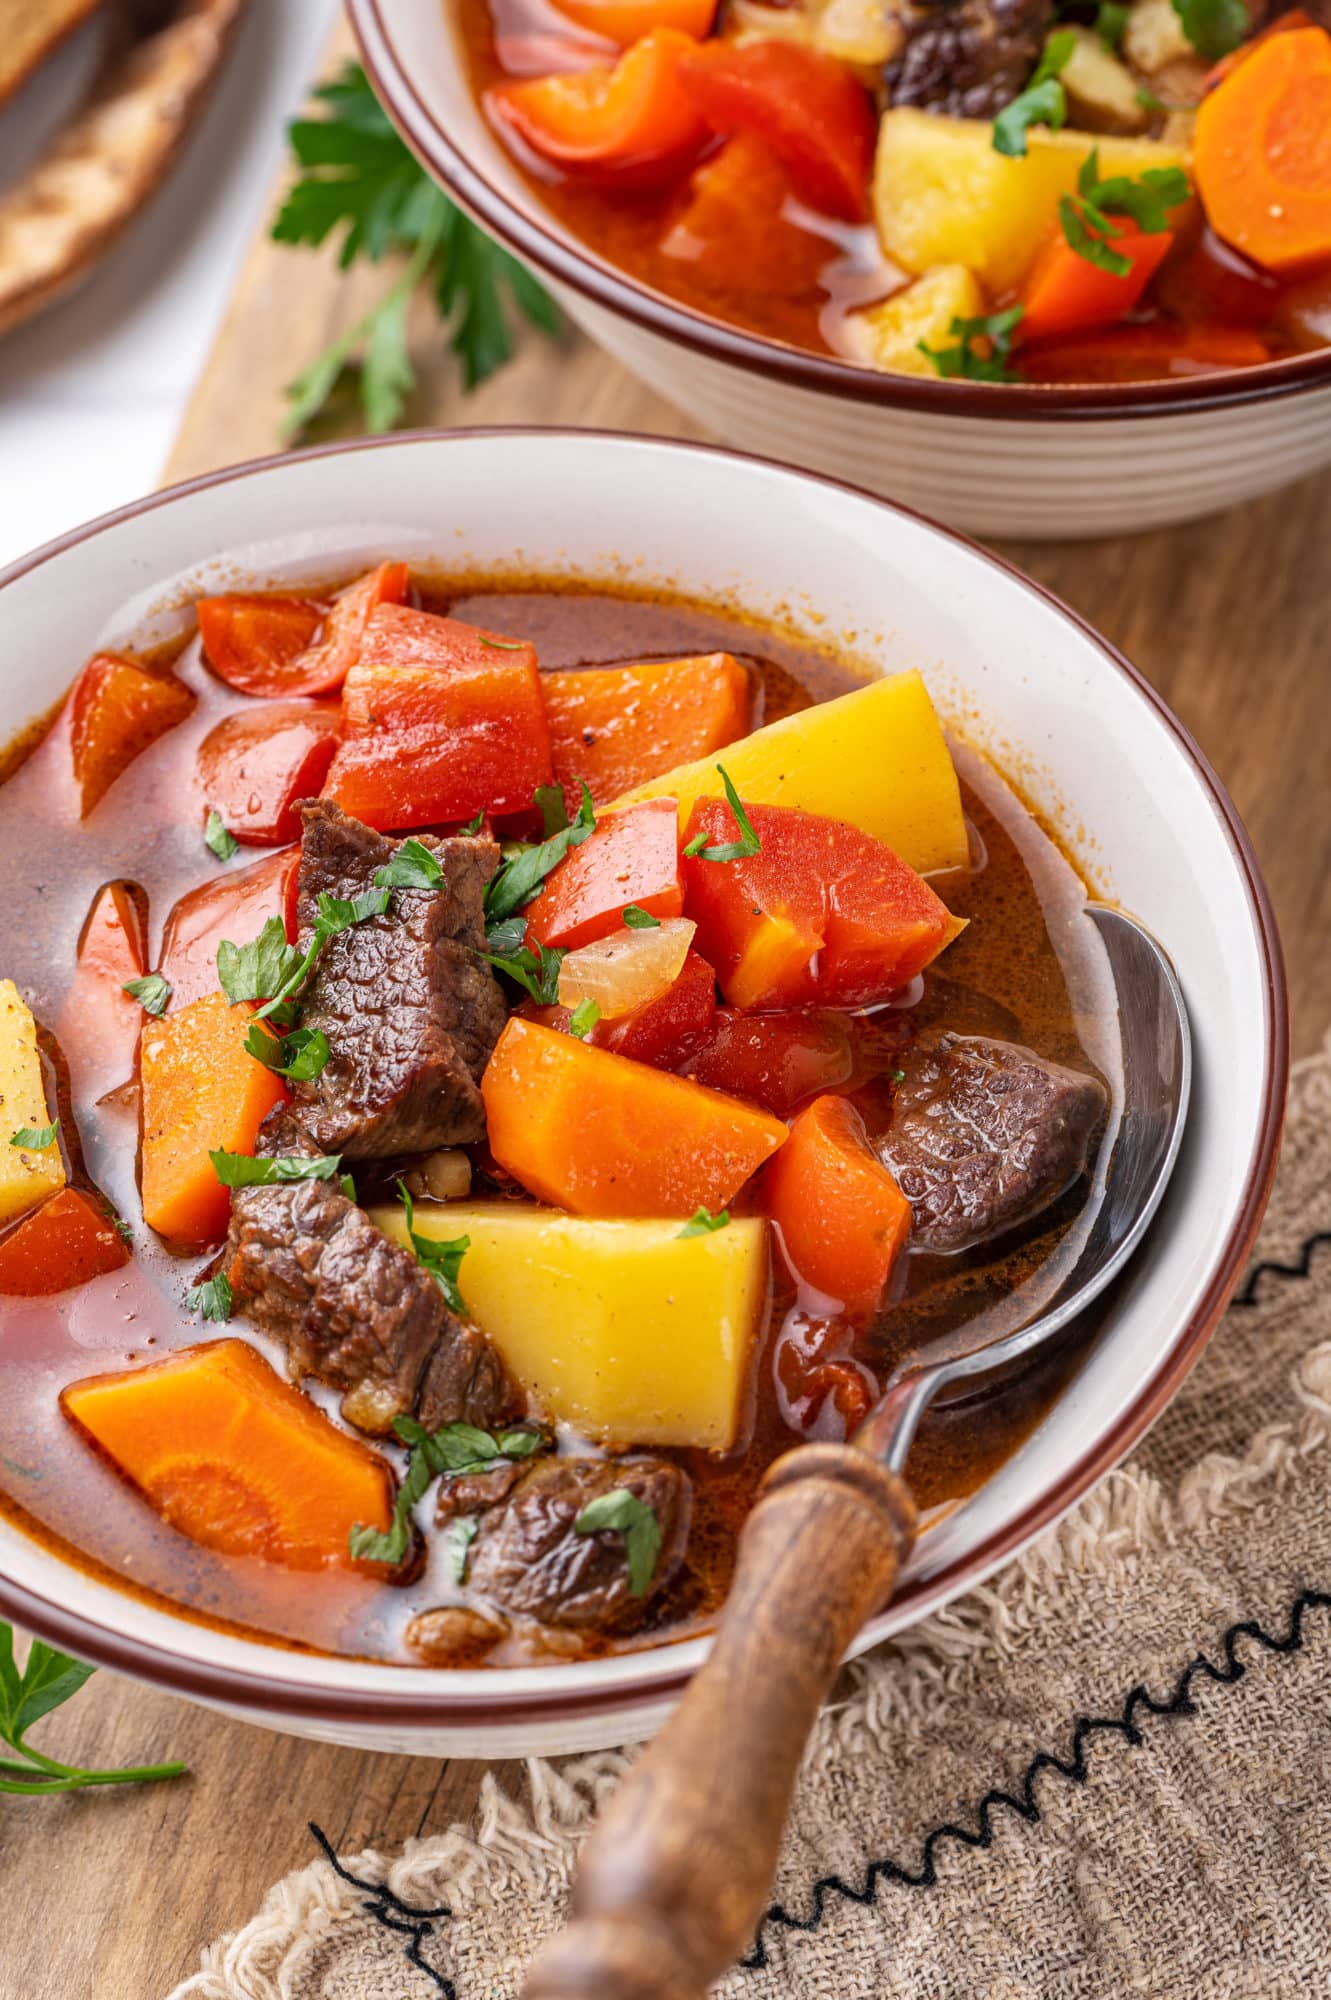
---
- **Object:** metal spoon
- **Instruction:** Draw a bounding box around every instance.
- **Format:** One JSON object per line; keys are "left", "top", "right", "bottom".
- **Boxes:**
{"left": 523, "top": 905, "right": 1191, "bottom": 2000}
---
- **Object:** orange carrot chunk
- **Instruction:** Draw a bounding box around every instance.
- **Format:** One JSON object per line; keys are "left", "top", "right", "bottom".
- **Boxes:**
{"left": 1194, "top": 25, "right": 1331, "bottom": 274}
{"left": 140, "top": 994, "right": 288, "bottom": 1248}
{"left": 61, "top": 1340, "right": 394, "bottom": 1570}
{"left": 482, "top": 1016, "right": 787, "bottom": 1216}
{"left": 0, "top": 1188, "right": 131, "bottom": 1297}
{"left": 543, "top": 653, "right": 751, "bottom": 807}
{"left": 764, "top": 1094, "right": 911, "bottom": 1316}
{"left": 1020, "top": 220, "right": 1176, "bottom": 342}
{"left": 65, "top": 655, "right": 195, "bottom": 817}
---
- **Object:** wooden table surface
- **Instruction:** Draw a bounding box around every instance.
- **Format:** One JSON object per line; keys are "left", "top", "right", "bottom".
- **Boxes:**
{"left": 2, "top": 55, "right": 1329, "bottom": 2000}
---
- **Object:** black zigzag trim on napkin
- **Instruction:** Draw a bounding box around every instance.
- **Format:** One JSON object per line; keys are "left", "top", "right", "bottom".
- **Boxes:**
{"left": 308, "top": 1822, "right": 456, "bottom": 1996}
{"left": 740, "top": 1585, "right": 1331, "bottom": 1971}
{"left": 1231, "top": 1231, "right": 1331, "bottom": 1306}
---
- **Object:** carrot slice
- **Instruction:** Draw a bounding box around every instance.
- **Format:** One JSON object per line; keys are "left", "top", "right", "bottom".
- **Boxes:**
{"left": 482, "top": 1015, "right": 787, "bottom": 1216}
{"left": 764, "top": 1094, "right": 910, "bottom": 1316}
{"left": 65, "top": 655, "right": 195, "bottom": 817}
{"left": 543, "top": 653, "right": 751, "bottom": 808}
{"left": 1020, "top": 221, "right": 1176, "bottom": 343}
{"left": 0, "top": 1188, "right": 130, "bottom": 1297}
{"left": 1195, "top": 25, "right": 1331, "bottom": 274}
{"left": 139, "top": 994, "right": 288, "bottom": 1248}
{"left": 61, "top": 1340, "right": 394, "bottom": 1570}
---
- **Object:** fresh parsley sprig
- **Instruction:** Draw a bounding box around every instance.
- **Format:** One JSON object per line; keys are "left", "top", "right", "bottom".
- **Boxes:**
{"left": 484, "top": 782, "right": 596, "bottom": 925}
{"left": 243, "top": 1024, "right": 331, "bottom": 1082}
{"left": 992, "top": 29, "right": 1076, "bottom": 156}
{"left": 349, "top": 1416, "right": 548, "bottom": 1566}
{"left": 682, "top": 767, "right": 761, "bottom": 863}
{"left": 1095, "top": 0, "right": 1130, "bottom": 50}
{"left": 210, "top": 1150, "right": 345, "bottom": 1189}
{"left": 373, "top": 837, "right": 443, "bottom": 892}
{"left": 273, "top": 63, "right": 559, "bottom": 437}
{"left": 204, "top": 808, "right": 239, "bottom": 862}
{"left": 1171, "top": 0, "right": 1247, "bottom": 58}
{"left": 678, "top": 1206, "right": 730, "bottom": 1238}
{"left": 187, "top": 1272, "right": 233, "bottom": 1323}
{"left": 919, "top": 306, "right": 1025, "bottom": 383}
{"left": 1058, "top": 150, "right": 1191, "bottom": 274}
{"left": 623, "top": 905, "right": 661, "bottom": 929}
{"left": 122, "top": 972, "right": 171, "bottom": 1018}
{"left": 476, "top": 927, "right": 566, "bottom": 1005}
{"left": 0, "top": 1623, "right": 185, "bottom": 1797}
{"left": 8, "top": 1124, "right": 57, "bottom": 1152}
{"left": 217, "top": 889, "right": 388, "bottom": 1024}
{"left": 574, "top": 1489, "right": 662, "bottom": 1598}
{"left": 568, "top": 998, "right": 600, "bottom": 1040}
{"left": 397, "top": 1180, "right": 469, "bottom": 1317}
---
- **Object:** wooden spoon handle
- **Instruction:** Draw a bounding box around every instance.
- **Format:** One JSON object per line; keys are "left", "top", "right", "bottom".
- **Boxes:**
{"left": 522, "top": 1444, "right": 916, "bottom": 2000}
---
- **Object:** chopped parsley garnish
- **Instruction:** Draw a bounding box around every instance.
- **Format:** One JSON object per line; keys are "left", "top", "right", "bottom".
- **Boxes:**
{"left": 574, "top": 1489, "right": 662, "bottom": 1598}
{"left": 1171, "top": 0, "right": 1247, "bottom": 58}
{"left": 348, "top": 1415, "right": 548, "bottom": 1566}
{"left": 476, "top": 634, "right": 526, "bottom": 651}
{"left": 476, "top": 931, "right": 565, "bottom": 1005}
{"left": 622, "top": 905, "right": 661, "bottom": 929}
{"left": 203, "top": 809, "right": 239, "bottom": 862}
{"left": 122, "top": 972, "right": 171, "bottom": 1018}
{"left": 8, "top": 1123, "right": 56, "bottom": 1151}
{"left": 397, "top": 1179, "right": 470, "bottom": 1317}
{"left": 444, "top": 1515, "right": 479, "bottom": 1583}
{"left": 1058, "top": 149, "right": 1191, "bottom": 276}
{"left": 534, "top": 783, "right": 569, "bottom": 837}
{"left": 484, "top": 782, "right": 595, "bottom": 925}
{"left": 272, "top": 62, "right": 558, "bottom": 437}
{"left": 373, "top": 837, "right": 443, "bottom": 892}
{"left": 568, "top": 998, "right": 600, "bottom": 1040}
{"left": 992, "top": 30, "right": 1075, "bottom": 156}
{"left": 1095, "top": 0, "right": 1130, "bottom": 49}
{"left": 209, "top": 1149, "right": 344, "bottom": 1189}
{"left": 243, "top": 1024, "right": 331, "bottom": 1082}
{"left": 681, "top": 767, "right": 761, "bottom": 863}
{"left": 459, "top": 810, "right": 487, "bottom": 837}
{"left": 678, "top": 1206, "right": 730, "bottom": 1238}
{"left": 186, "top": 1273, "right": 233, "bottom": 1323}
{"left": 919, "top": 306, "right": 1025, "bottom": 383}
{"left": 0, "top": 1620, "right": 185, "bottom": 1797}
{"left": 217, "top": 888, "right": 388, "bottom": 1023}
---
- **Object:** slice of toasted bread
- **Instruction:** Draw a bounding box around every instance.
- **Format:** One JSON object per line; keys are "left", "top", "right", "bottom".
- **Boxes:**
{"left": 0, "top": 0, "right": 106, "bottom": 108}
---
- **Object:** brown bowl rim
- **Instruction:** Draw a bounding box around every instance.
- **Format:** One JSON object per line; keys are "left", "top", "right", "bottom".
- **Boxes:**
{"left": 0, "top": 425, "right": 1289, "bottom": 1727}
{"left": 349, "top": 0, "right": 1331, "bottom": 425}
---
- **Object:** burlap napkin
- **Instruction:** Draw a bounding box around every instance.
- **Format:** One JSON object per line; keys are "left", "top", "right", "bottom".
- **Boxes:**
{"left": 172, "top": 1035, "right": 1331, "bottom": 2000}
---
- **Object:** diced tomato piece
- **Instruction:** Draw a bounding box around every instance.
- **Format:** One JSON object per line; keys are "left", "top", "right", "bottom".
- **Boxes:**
{"left": 687, "top": 1007, "right": 854, "bottom": 1115}
{"left": 552, "top": 0, "right": 718, "bottom": 48}
{"left": 482, "top": 1016, "right": 787, "bottom": 1216}
{"left": 543, "top": 653, "right": 751, "bottom": 808}
{"left": 60, "top": 881, "right": 149, "bottom": 1093}
{"left": 196, "top": 595, "right": 325, "bottom": 697}
{"left": 679, "top": 41, "right": 876, "bottom": 223}
{"left": 682, "top": 798, "right": 962, "bottom": 1010}
{"left": 64, "top": 654, "right": 195, "bottom": 817}
{"left": 661, "top": 133, "right": 831, "bottom": 299}
{"left": 525, "top": 799, "right": 683, "bottom": 951}
{"left": 593, "top": 946, "right": 717, "bottom": 1067}
{"left": 0, "top": 1188, "right": 131, "bottom": 1297}
{"left": 486, "top": 27, "right": 708, "bottom": 180}
{"left": 322, "top": 605, "right": 553, "bottom": 831}
{"left": 159, "top": 847, "right": 299, "bottom": 1011}
{"left": 765, "top": 1094, "right": 911, "bottom": 1316}
{"left": 196, "top": 701, "right": 342, "bottom": 847}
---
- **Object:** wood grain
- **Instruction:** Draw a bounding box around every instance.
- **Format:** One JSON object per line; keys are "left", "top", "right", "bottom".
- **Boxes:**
{"left": 1, "top": 65, "right": 1328, "bottom": 2000}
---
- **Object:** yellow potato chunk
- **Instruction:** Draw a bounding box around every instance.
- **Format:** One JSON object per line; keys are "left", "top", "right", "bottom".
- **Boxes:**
{"left": 613, "top": 669, "right": 968, "bottom": 876}
{"left": 0, "top": 978, "right": 65, "bottom": 1224}
{"left": 372, "top": 1203, "right": 769, "bottom": 1450}
{"left": 873, "top": 110, "right": 1189, "bottom": 293}
{"left": 850, "top": 264, "right": 986, "bottom": 378}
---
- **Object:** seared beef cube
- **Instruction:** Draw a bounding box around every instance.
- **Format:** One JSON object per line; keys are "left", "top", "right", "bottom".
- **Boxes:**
{"left": 468, "top": 1458, "right": 691, "bottom": 1630}
{"left": 885, "top": 0, "right": 1054, "bottom": 115}
{"left": 406, "top": 1605, "right": 509, "bottom": 1665}
{"left": 418, "top": 1329, "right": 516, "bottom": 1437}
{"left": 433, "top": 1457, "right": 526, "bottom": 1526}
{"left": 289, "top": 801, "right": 506, "bottom": 1158}
{"left": 878, "top": 1032, "right": 1106, "bottom": 1253}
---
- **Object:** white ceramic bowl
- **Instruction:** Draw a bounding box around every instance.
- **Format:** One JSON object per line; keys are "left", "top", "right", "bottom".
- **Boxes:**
{"left": 348, "top": 0, "right": 1331, "bottom": 540}
{"left": 0, "top": 430, "right": 1285, "bottom": 1755}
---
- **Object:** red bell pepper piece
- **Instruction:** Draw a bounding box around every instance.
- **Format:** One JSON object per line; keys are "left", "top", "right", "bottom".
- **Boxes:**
{"left": 160, "top": 846, "right": 299, "bottom": 1011}
{"left": 195, "top": 701, "right": 342, "bottom": 847}
{"left": 1020, "top": 220, "right": 1176, "bottom": 343}
{"left": 678, "top": 40, "right": 876, "bottom": 223}
{"left": 322, "top": 605, "right": 554, "bottom": 831}
{"left": 687, "top": 1007, "right": 855, "bottom": 1116}
{"left": 485, "top": 27, "right": 709, "bottom": 180}
{"left": 661, "top": 132, "right": 831, "bottom": 299}
{"left": 525, "top": 799, "right": 683, "bottom": 951}
{"left": 59, "top": 881, "right": 150, "bottom": 1096}
{"left": 681, "top": 798, "right": 962, "bottom": 1010}
{"left": 593, "top": 946, "right": 717, "bottom": 1066}
{"left": 0, "top": 1188, "right": 131, "bottom": 1298}
{"left": 196, "top": 594, "right": 325, "bottom": 697}
{"left": 63, "top": 654, "right": 195, "bottom": 818}
{"left": 543, "top": 652, "right": 751, "bottom": 809}
{"left": 764, "top": 1094, "right": 911, "bottom": 1316}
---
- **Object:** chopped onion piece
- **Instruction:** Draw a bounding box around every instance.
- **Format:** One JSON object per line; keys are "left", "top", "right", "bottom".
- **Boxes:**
{"left": 558, "top": 919, "right": 697, "bottom": 1021}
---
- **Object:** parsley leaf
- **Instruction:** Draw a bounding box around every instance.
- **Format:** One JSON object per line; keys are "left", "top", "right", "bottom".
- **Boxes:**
{"left": 568, "top": 998, "right": 600, "bottom": 1040}
{"left": 8, "top": 1124, "right": 56, "bottom": 1151}
{"left": 210, "top": 1150, "right": 344, "bottom": 1188}
{"left": 122, "top": 972, "right": 171, "bottom": 1018}
{"left": 681, "top": 767, "right": 762, "bottom": 863}
{"left": 1095, "top": 0, "right": 1130, "bottom": 48}
{"left": 992, "top": 31, "right": 1075, "bottom": 156}
{"left": 475, "top": 922, "right": 565, "bottom": 1006}
{"left": 444, "top": 1515, "right": 479, "bottom": 1584}
{"left": 0, "top": 1622, "right": 185, "bottom": 1795}
{"left": 678, "top": 1206, "right": 730, "bottom": 1238}
{"left": 1171, "top": 0, "right": 1247, "bottom": 58}
{"left": 243, "top": 1024, "right": 331, "bottom": 1082}
{"left": 203, "top": 809, "right": 239, "bottom": 862}
{"left": 484, "top": 782, "right": 596, "bottom": 924}
{"left": 373, "top": 837, "right": 443, "bottom": 892}
{"left": 219, "top": 889, "right": 389, "bottom": 1024}
{"left": 919, "top": 305, "right": 1026, "bottom": 383}
{"left": 187, "top": 1273, "right": 233, "bottom": 1323}
{"left": 622, "top": 905, "right": 661, "bottom": 929}
{"left": 348, "top": 1414, "right": 548, "bottom": 1566}
{"left": 272, "top": 63, "right": 559, "bottom": 436}
{"left": 574, "top": 1489, "right": 662, "bottom": 1597}
{"left": 397, "top": 1179, "right": 469, "bottom": 1316}
{"left": 534, "top": 783, "right": 569, "bottom": 838}
{"left": 459, "top": 810, "right": 487, "bottom": 837}
{"left": 1059, "top": 148, "right": 1191, "bottom": 274}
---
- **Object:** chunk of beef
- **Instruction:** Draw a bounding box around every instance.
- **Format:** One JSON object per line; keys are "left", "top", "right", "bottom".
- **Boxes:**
{"left": 433, "top": 1457, "right": 526, "bottom": 1526}
{"left": 468, "top": 1458, "right": 691, "bottom": 1631}
{"left": 884, "top": 0, "right": 1054, "bottom": 115}
{"left": 288, "top": 801, "right": 506, "bottom": 1158}
{"left": 223, "top": 1114, "right": 515, "bottom": 1435}
{"left": 878, "top": 1032, "right": 1107, "bottom": 1253}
